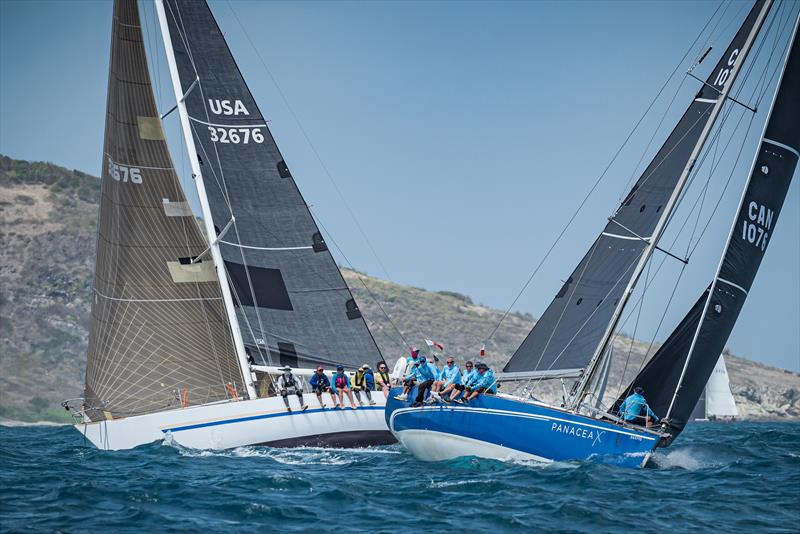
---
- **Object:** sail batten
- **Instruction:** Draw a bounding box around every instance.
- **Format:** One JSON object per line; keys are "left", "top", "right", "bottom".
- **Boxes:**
{"left": 159, "top": 0, "right": 382, "bottom": 370}
{"left": 83, "top": 0, "right": 243, "bottom": 422}
{"left": 504, "top": 1, "right": 772, "bottom": 382}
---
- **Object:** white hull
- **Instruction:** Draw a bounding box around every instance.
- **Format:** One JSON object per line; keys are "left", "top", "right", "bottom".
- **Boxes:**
{"left": 394, "top": 429, "right": 550, "bottom": 463}
{"left": 75, "top": 394, "right": 391, "bottom": 451}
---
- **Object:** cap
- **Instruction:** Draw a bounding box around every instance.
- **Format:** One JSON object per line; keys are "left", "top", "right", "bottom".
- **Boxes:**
{"left": 278, "top": 366, "right": 292, "bottom": 372}
{"left": 476, "top": 362, "right": 488, "bottom": 370}
{"left": 337, "top": 365, "right": 344, "bottom": 371}
{"left": 633, "top": 386, "right": 643, "bottom": 394}
{"left": 361, "top": 364, "right": 370, "bottom": 369}
{"left": 316, "top": 366, "right": 324, "bottom": 372}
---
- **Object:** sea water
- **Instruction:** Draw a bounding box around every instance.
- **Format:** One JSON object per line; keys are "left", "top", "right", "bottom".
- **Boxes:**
{"left": 1, "top": 421, "right": 797, "bottom": 532}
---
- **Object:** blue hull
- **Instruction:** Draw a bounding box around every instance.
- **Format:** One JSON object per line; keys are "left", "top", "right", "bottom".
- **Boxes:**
{"left": 386, "top": 388, "right": 660, "bottom": 468}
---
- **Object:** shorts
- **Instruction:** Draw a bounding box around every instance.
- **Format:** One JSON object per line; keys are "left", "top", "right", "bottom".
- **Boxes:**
{"left": 454, "top": 384, "right": 466, "bottom": 392}
{"left": 473, "top": 387, "right": 486, "bottom": 394}
{"left": 404, "top": 378, "right": 417, "bottom": 387}
{"left": 312, "top": 385, "right": 331, "bottom": 394}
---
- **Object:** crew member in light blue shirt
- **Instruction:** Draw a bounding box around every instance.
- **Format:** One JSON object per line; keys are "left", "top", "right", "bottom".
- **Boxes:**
{"left": 432, "top": 357, "right": 460, "bottom": 400}
{"left": 459, "top": 362, "right": 497, "bottom": 403}
{"left": 446, "top": 360, "right": 475, "bottom": 402}
{"left": 618, "top": 386, "right": 659, "bottom": 427}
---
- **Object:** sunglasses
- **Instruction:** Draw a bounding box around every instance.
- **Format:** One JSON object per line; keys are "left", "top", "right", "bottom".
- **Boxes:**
{"left": 466, "top": 365, "right": 473, "bottom": 368}
{"left": 447, "top": 361, "right": 454, "bottom": 364}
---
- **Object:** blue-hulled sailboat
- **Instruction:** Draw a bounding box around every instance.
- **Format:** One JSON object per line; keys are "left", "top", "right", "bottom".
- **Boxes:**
{"left": 386, "top": 0, "right": 799, "bottom": 468}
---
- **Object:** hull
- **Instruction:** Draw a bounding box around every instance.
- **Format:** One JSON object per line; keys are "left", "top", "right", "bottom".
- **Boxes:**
{"left": 386, "top": 388, "right": 660, "bottom": 468}
{"left": 75, "top": 394, "right": 393, "bottom": 451}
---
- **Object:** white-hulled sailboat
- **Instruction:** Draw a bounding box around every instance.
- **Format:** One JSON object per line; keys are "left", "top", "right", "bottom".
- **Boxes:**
{"left": 64, "top": 0, "right": 393, "bottom": 450}
{"left": 691, "top": 354, "right": 739, "bottom": 421}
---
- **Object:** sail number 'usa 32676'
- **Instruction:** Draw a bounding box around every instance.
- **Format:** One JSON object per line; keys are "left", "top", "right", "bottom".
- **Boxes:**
{"left": 206, "top": 98, "right": 264, "bottom": 144}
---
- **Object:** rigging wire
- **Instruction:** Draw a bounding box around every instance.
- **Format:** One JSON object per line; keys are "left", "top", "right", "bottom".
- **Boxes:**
{"left": 481, "top": 1, "right": 729, "bottom": 347}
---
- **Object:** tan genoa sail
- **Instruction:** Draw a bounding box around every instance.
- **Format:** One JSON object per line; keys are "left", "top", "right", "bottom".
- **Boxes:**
{"left": 84, "top": 0, "right": 243, "bottom": 421}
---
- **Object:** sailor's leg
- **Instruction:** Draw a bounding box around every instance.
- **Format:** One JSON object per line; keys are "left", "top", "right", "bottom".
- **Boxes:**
{"left": 346, "top": 388, "right": 357, "bottom": 408}
{"left": 329, "top": 389, "right": 339, "bottom": 406}
{"left": 296, "top": 390, "right": 308, "bottom": 411}
{"left": 280, "top": 390, "right": 291, "bottom": 411}
{"left": 414, "top": 380, "right": 433, "bottom": 404}
{"left": 364, "top": 388, "right": 374, "bottom": 404}
{"left": 353, "top": 389, "right": 363, "bottom": 405}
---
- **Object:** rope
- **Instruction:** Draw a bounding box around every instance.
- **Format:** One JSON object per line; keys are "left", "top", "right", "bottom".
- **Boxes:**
{"left": 482, "top": 2, "right": 729, "bottom": 345}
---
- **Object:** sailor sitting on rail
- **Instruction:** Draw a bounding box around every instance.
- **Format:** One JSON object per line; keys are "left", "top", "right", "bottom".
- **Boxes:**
{"left": 277, "top": 366, "right": 308, "bottom": 413}
{"left": 331, "top": 365, "right": 359, "bottom": 410}
{"left": 394, "top": 355, "right": 437, "bottom": 405}
{"left": 431, "top": 357, "right": 460, "bottom": 400}
{"left": 309, "top": 366, "right": 338, "bottom": 409}
{"left": 456, "top": 362, "right": 496, "bottom": 404}
{"left": 618, "top": 386, "right": 660, "bottom": 427}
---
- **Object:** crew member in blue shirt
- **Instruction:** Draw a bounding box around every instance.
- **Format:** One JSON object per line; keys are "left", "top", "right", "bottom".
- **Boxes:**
{"left": 432, "top": 357, "right": 460, "bottom": 401}
{"left": 309, "top": 366, "right": 337, "bottom": 408}
{"left": 446, "top": 361, "right": 476, "bottom": 402}
{"left": 618, "top": 386, "right": 659, "bottom": 427}
{"left": 394, "top": 356, "right": 437, "bottom": 406}
{"left": 459, "top": 362, "right": 497, "bottom": 403}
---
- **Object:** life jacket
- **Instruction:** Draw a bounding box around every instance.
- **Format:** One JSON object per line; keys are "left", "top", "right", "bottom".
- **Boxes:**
{"left": 377, "top": 371, "right": 390, "bottom": 385}
{"left": 335, "top": 374, "right": 348, "bottom": 390}
{"left": 282, "top": 373, "right": 296, "bottom": 388}
{"left": 354, "top": 371, "right": 366, "bottom": 388}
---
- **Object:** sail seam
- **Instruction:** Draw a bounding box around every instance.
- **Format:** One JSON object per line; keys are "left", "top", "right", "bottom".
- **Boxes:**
{"left": 219, "top": 240, "right": 312, "bottom": 251}
{"left": 600, "top": 232, "right": 653, "bottom": 241}
{"left": 95, "top": 289, "right": 223, "bottom": 303}
{"left": 188, "top": 116, "right": 267, "bottom": 128}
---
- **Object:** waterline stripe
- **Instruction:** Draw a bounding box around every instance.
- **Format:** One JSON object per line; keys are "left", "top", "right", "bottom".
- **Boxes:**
{"left": 163, "top": 405, "right": 384, "bottom": 433}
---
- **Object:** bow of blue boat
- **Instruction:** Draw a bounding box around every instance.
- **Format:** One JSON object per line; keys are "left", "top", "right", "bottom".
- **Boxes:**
{"left": 385, "top": 387, "right": 665, "bottom": 468}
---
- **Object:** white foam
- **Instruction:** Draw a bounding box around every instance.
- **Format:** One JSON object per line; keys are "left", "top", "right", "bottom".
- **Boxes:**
{"left": 651, "top": 448, "right": 706, "bottom": 470}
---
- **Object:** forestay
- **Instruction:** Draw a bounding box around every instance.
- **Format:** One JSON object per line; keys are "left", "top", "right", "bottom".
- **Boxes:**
{"left": 616, "top": 23, "right": 799, "bottom": 440}
{"left": 160, "top": 0, "right": 382, "bottom": 369}
{"left": 84, "top": 0, "right": 242, "bottom": 421}
{"left": 504, "top": 1, "right": 770, "bottom": 375}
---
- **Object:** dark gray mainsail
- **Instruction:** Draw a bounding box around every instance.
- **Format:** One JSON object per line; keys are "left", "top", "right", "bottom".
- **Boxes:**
{"left": 614, "top": 23, "right": 799, "bottom": 441}
{"left": 160, "top": 0, "right": 381, "bottom": 369}
{"left": 504, "top": 0, "right": 770, "bottom": 375}
{"left": 84, "top": 0, "right": 243, "bottom": 421}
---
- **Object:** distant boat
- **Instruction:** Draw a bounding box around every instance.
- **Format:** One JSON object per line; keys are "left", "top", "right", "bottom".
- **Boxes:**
{"left": 386, "top": 0, "right": 798, "bottom": 468}
{"left": 63, "top": 0, "right": 391, "bottom": 450}
{"left": 691, "top": 355, "right": 739, "bottom": 421}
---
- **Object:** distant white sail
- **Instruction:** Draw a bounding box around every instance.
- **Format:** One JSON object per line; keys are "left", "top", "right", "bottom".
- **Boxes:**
{"left": 705, "top": 355, "right": 738, "bottom": 418}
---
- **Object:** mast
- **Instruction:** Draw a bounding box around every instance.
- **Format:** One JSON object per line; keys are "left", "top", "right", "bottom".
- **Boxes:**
{"left": 154, "top": 0, "right": 256, "bottom": 399}
{"left": 570, "top": 0, "right": 774, "bottom": 409}
{"left": 665, "top": 11, "right": 799, "bottom": 422}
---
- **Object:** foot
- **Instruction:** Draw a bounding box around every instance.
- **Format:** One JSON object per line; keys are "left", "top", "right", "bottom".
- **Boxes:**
{"left": 369, "top": 400, "right": 376, "bottom": 405}
{"left": 424, "top": 397, "right": 436, "bottom": 404}
{"left": 349, "top": 405, "right": 357, "bottom": 410}
{"left": 394, "top": 394, "right": 407, "bottom": 401}
{"left": 320, "top": 404, "right": 327, "bottom": 409}
{"left": 286, "top": 407, "right": 292, "bottom": 412}
{"left": 301, "top": 404, "right": 308, "bottom": 411}
{"left": 411, "top": 402, "right": 423, "bottom": 408}
{"left": 442, "top": 396, "right": 451, "bottom": 404}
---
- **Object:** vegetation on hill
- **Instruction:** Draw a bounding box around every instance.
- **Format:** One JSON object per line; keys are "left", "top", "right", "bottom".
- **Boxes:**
{"left": 1, "top": 155, "right": 798, "bottom": 422}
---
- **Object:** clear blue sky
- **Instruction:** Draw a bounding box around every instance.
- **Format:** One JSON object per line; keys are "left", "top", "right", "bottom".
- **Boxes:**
{"left": 1, "top": 0, "right": 798, "bottom": 371}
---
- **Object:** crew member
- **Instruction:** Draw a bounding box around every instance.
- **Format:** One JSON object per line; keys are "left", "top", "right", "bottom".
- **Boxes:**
{"left": 277, "top": 366, "right": 308, "bottom": 412}
{"left": 375, "top": 362, "right": 392, "bottom": 398}
{"left": 432, "top": 358, "right": 460, "bottom": 400}
{"left": 618, "top": 386, "right": 659, "bottom": 427}
{"left": 458, "top": 362, "right": 496, "bottom": 403}
{"left": 309, "top": 366, "right": 338, "bottom": 408}
{"left": 352, "top": 365, "right": 376, "bottom": 406}
{"left": 331, "top": 365, "right": 358, "bottom": 410}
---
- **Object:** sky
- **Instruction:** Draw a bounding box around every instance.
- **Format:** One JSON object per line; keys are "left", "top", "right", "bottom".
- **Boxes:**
{"left": 1, "top": 0, "right": 798, "bottom": 371}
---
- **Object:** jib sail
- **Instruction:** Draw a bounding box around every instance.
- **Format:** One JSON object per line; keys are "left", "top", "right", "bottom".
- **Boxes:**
{"left": 84, "top": 0, "right": 242, "bottom": 421}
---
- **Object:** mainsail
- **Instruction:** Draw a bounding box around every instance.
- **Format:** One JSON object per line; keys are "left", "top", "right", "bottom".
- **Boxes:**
{"left": 84, "top": 0, "right": 242, "bottom": 421}
{"left": 158, "top": 0, "right": 382, "bottom": 369}
{"left": 616, "top": 22, "right": 799, "bottom": 439}
{"left": 504, "top": 1, "right": 771, "bottom": 376}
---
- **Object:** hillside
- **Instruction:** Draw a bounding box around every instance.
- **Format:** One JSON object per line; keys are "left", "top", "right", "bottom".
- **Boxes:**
{"left": 1, "top": 155, "right": 798, "bottom": 422}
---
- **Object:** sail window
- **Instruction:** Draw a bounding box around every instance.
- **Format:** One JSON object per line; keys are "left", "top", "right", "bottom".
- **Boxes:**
{"left": 225, "top": 261, "right": 293, "bottom": 310}
{"left": 345, "top": 298, "right": 362, "bottom": 320}
{"left": 272, "top": 342, "right": 298, "bottom": 368}
{"left": 162, "top": 198, "right": 193, "bottom": 217}
{"left": 277, "top": 160, "right": 292, "bottom": 178}
{"left": 167, "top": 259, "right": 217, "bottom": 283}
{"left": 312, "top": 232, "right": 328, "bottom": 252}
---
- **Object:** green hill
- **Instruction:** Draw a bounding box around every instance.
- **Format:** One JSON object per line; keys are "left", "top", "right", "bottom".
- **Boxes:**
{"left": 1, "top": 155, "right": 798, "bottom": 422}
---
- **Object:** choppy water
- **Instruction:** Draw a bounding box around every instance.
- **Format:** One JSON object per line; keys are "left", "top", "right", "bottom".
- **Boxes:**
{"left": 1, "top": 421, "right": 798, "bottom": 532}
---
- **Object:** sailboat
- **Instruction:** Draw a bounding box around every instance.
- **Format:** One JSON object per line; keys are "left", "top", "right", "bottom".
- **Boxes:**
{"left": 691, "top": 355, "right": 739, "bottom": 421}
{"left": 386, "top": 0, "right": 798, "bottom": 468}
{"left": 63, "top": 0, "right": 393, "bottom": 450}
